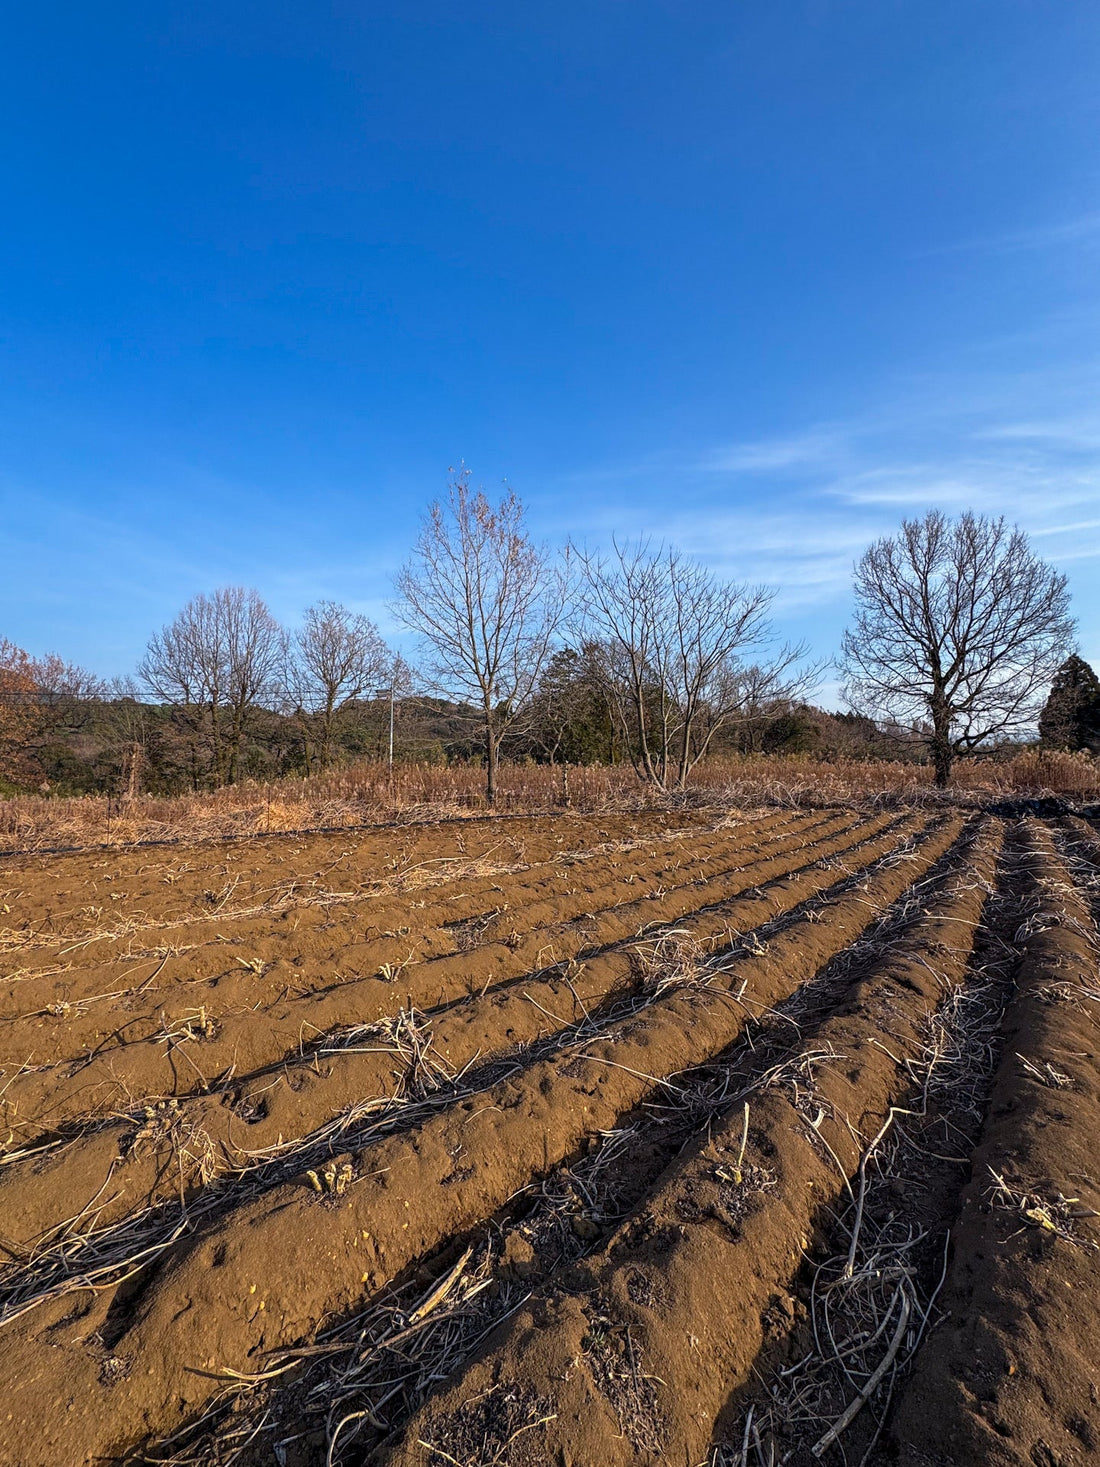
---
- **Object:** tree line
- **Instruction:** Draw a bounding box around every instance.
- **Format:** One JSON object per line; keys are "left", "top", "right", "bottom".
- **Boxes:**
{"left": 2, "top": 471, "right": 1094, "bottom": 798}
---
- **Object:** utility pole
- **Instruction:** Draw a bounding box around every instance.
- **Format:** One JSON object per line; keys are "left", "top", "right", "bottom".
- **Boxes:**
{"left": 388, "top": 682, "right": 394, "bottom": 770}
{"left": 374, "top": 684, "right": 395, "bottom": 770}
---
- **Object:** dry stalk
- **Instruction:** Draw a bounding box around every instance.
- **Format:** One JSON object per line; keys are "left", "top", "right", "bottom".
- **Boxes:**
{"left": 722, "top": 835, "right": 1020, "bottom": 1466}
{"left": 986, "top": 1168, "right": 1100, "bottom": 1246}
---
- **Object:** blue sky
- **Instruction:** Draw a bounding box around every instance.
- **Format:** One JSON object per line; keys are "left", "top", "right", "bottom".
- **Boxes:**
{"left": 2, "top": 2, "right": 1099, "bottom": 702}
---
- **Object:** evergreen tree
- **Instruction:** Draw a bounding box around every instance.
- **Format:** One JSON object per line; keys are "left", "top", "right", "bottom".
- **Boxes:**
{"left": 527, "top": 645, "right": 617, "bottom": 765}
{"left": 1039, "top": 654, "right": 1100, "bottom": 751}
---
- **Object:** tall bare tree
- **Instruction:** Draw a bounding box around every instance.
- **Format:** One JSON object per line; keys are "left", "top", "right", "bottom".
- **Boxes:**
{"left": 575, "top": 540, "right": 812, "bottom": 789}
{"left": 287, "top": 601, "right": 392, "bottom": 771}
{"left": 395, "top": 471, "right": 564, "bottom": 804}
{"left": 24, "top": 654, "right": 108, "bottom": 781}
{"left": 841, "top": 510, "right": 1074, "bottom": 786}
{"left": 101, "top": 676, "right": 153, "bottom": 798}
{"left": 221, "top": 588, "right": 283, "bottom": 783}
{"left": 140, "top": 593, "right": 225, "bottom": 786}
{"left": 140, "top": 588, "right": 282, "bottom": 786}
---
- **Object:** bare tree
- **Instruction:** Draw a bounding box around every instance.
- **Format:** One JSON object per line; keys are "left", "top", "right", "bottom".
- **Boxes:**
{"left": 575, "top": 540, "right": 812, "bottom": 789}
{"left": 841, "top": 510, "right": 1075, "bottom": 786}
{"left": 139, "top": 588, "right": 283, "bottom": 786}
{"left": 395, "top": 470, "right": 564, "bottom": 804}
{"left": 30, "top": 653, "right": 108, "bottom": 733}
{"left": 140, "top": 593, "right": 225, "bottom": 786}
{"left": 288, "top": 601, "right": 391, "bottom": 771}
{"left": 101, "top": 676, "right": 152, "bottom": 798}
{"left": 368, "top": 652, "right": 416, "bottom": 762}
{"left": 221, "top": 588, "right": 283, "bottom": 784}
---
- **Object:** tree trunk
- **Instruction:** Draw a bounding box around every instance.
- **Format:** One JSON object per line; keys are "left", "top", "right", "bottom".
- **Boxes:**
{"left": 484, "top": 700, "right": 497, "bottom": 808}
{"left": 125, "top": 742, "right": 143, "bottom": 799}
{"left": 676, "top": 710, "right": 695, "bottom": 789}
{"left": 320, "top": 690, "right": 336, "bottom": 773}
{"left": 296, "top": 712, "right": 315, "bottom": 777}
{"left": 486, "top": 732, "right": 497, "bottom": 807}
{"left": 185, "top": 703, "right": 200, "bottom": 792}
{"left": 228, "top": 706, "right": 243, "bottom": 785}
{"left": 210, "top": 701, "right": 225, "bottom": 787}
{"left": 931, "top": 741, "right": 952, "bottom": 788}
{"left": 930, "top": 688, "right": 952, "bottom": 788}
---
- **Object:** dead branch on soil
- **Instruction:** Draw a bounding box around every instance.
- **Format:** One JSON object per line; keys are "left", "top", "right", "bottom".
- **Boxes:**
{"left": 986, "top": 1168, "right": 1099, "bottom": 1247}
{"left": 726, "top": 1125, "right": 934, "bottom": 1467}
{"left": 632, "top": 927, "right": 724, "bottom": 998}
{"left": 1015, "top": 1052, "right": 1074, "bottom": 1089}
{"left": 132, "top": 1106, "right": 657, "bottom": 1465}
{"left": 584, "top": 1312, "right": 665, "bottom": 1454}
{"left": 722, "top": 851, "right": 1019, "bottom": 1467}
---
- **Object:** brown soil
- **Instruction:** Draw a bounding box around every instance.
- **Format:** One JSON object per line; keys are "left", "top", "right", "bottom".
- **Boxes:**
{"left": 889, "top": 820, "right": 1100, "bottom": 1467}
{"left": 380, "top": 817, "right": 1003, "bottom": 1467}
{"left": 0, "top": 809, "right": 868, "bottom": 1144}
{"left": 0, "top": 808, "right": 875, "bottom": 1247}
{"left": 0, "top": 807, "right": 1094, "bottom": 1467}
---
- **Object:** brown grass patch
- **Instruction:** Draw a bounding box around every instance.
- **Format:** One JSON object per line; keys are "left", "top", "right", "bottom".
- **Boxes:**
{"left": 2, "top": 750, "right": 1097, "bottom": 855}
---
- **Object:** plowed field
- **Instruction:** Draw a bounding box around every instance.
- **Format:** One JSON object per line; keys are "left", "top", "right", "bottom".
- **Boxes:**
{"left": 0, "top": 805, "right": 1097, "bottom": 1467}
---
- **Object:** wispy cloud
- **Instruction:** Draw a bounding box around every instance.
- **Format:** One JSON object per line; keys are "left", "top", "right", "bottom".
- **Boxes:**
{"left": 663, "top": 508, "right": 874, "bottom": 609}
{"left": 556, "top": 352, "right": 1100, "bottom": 669}
{"left": 923, "top": 211, "right": 1100, "bottom": 258}
{"left": 1030, "top": 517, "right": 1100, "bottom": 538}
{"left": 701, "top": 429, "right": 845, "bottom": 475}
{"left": 974, "top": 418, "right": 1100, "bottom": 451}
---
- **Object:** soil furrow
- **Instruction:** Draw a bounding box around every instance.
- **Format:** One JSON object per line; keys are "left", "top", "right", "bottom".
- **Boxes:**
{"left": 0, "top": 811, "right": 874, "bottom": 1141}
{"left": 0, "top": 814, "right": 961, "bottom": 1466}
{"left": 142, "top": 816, "right": 1001, "bottom": 1467}
{"left": 0, "top": 812, "right": 925, "bottom": 1314}
{"left": 706, "top": 817, "right": 1028, "bottom": 1466}
{"left": 0, "top": 810, "right": 704, "bottom": 949}
{"left": 0, "top": 815, "right": 901, "bottom": 1248}
{"left": 0, "top": 810, "right": 793, "bottom": 1002}
{"left": 0, "top": 811, "right": 807, "bottom": 1035}
{"left": 0, "top": 815, "right": 809, "bottom": 1021}
{"left": 889, "top": 821, "right": 1100, "bottom": 1467}
{"left": 373, "top": 818, "right": 1001, "bottom": 1467}
{"left": 1060, "top": 813, "right": 1100, "bottom": 897}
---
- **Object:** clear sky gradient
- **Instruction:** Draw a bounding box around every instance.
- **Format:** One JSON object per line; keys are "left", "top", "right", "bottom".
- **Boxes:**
{"left": 2, "top": 3, "right": 1099, "bottom": 700}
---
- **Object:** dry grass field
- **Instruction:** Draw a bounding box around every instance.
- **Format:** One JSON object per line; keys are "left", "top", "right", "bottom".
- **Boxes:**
{"left": 2, "top": 748, "right": 1098, "bottom": 853}
{"left": 0, "top": 787, "right": 1097, "bottom": 1465}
